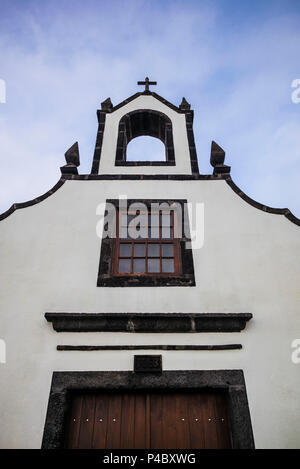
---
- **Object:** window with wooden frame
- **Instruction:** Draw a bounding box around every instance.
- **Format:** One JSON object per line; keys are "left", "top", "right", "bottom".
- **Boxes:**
{"left": 113, "top": 209, "right": 181, "bottom": 276}
{"left": 97, "top": 199, "right": 196, "bottom": 287}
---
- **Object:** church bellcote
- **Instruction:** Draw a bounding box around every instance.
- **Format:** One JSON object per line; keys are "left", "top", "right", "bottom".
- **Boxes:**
{"left": 90, "top": 78, "right": 199, "bottom": 175}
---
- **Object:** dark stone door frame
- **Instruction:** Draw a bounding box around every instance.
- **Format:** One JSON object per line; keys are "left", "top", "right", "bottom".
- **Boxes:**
{"left": 41, "top": 369, "right": 255, "bottom": 449}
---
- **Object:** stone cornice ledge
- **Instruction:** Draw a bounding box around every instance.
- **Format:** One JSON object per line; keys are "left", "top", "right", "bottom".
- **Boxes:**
{"left": 44, "top": 312, "right": 252, "bottom": 333}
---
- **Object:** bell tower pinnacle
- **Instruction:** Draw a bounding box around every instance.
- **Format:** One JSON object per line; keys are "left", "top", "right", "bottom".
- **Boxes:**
{"left": 91, "top": 79, "right": 199, "bottom": 175}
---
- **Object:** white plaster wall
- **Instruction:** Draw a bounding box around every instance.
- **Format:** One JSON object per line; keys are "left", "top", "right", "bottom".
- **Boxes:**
{"left": 0, "top": 178, "right": 300, "bottom": 449}
{"left": 98, "top": 95, "right": 193, "bottom": 174}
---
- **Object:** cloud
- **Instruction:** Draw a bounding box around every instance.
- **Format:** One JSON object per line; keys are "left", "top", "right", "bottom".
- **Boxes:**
{"left": 0, "top": 0, "right": 299, "bottom": 219}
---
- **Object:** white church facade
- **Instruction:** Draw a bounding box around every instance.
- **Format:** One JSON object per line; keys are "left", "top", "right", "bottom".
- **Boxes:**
{"left": 0, "top": 79, "right": 300, "bottom": 449}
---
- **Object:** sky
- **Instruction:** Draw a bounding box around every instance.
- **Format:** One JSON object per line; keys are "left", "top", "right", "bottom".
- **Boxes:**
{"left": 0, "top": 0, "right": 300, "bottom": 218}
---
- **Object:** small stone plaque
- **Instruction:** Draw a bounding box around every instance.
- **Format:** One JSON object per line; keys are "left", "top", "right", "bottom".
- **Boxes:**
{"left": 134, "top": 355, "right": 162, "bottom": 373}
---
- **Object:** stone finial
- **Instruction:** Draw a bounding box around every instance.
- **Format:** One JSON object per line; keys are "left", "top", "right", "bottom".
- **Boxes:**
{"left": 60, "top": 142, "right": 80, "bottom": 175}
{"left": 179, "top": 97, "right": 191, "bottom": 110}
{"left": 101, "top": 97, "right": 113, "bottom": 111}
{"left": 210, "top": 141, "right": 231, "bottom": 175}
{"left": 65, "top": 142, "right": 80, "bottom": 166}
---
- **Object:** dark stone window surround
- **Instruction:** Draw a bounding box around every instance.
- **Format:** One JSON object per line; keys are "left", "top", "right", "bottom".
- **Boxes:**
{"left": 97, "top": 199, "right": 196, "bottom": 287}
{"left": 41, "top": 370, "right": 255, "bottom": 449}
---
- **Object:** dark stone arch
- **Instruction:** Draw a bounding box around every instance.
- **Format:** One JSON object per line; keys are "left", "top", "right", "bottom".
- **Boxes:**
{"left": 115, "top": 109, "right": 175, "bottom": 166}
{"left": 42, "top": 370, "right": 255, "bottom": 449}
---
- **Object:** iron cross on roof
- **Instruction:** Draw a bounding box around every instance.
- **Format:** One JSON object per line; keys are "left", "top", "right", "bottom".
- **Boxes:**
{"left": 137, "top": 77, "right": 157, "bottom": 92}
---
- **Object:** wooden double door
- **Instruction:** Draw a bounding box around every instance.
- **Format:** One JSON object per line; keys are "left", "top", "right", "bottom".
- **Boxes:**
{"left": 64, "top": 389, "right": 232, "bottom": 449}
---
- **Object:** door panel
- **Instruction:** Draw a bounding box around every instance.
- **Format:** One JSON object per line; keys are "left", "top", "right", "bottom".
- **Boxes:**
{"left": 64, "top": 390, "right": 232, "bottom": 449}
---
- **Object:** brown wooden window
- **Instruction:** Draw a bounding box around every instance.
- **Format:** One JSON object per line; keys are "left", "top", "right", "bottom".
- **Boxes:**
{"left": 97, "top": 199, "right": 195, "bottom": 287}
{"left": 113, "top": 210, "right": 181, "bottom": 276}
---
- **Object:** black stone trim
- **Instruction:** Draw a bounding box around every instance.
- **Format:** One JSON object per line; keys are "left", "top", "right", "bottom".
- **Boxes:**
{"left": 41, "top": 370, "right": 255, "bottom": 449}
{"left": 0, "top": 178, "right": 66, "bottom": 222}
{"left": 225, "top": 176, "right": 300, "bottom": 227}
{"left": 63, "top": 173, "right": 223, "bottom": 180}
{"left": 90, "top": 92, "right": 181, "bottom": 173}
{"left": 108, "top": 92, "right": 143, "bottom": 112}
{"left": 90, "top": 110, "right": 107, "bottom": 174}
{"left": 45, "top": 312, "right": 252, "bottom": 333}
{"left": 0, "top": 174, "right": 210, "bottom": 222}
{"left": 61, "top": 174, "right": 300, "bottom": 227}
{"left": 109, "top": 91, "right": 184, "bottom": 114}
{"left": 98, "top": 274, "right": 195, "bottom": 288}
{"left": 115, "top": 161, "right": 176, "bottom": 166}
{"left": 90, "top": 90, "right": 200, "bottom": 175}
{"left": 57, "top": 344, "right": 242, "bottom": 351}
{"left": 185, "top": 111, "right": 199, "bottom": 174}
{"left": 1, "top": 172, "right": 299, "bottom": 229}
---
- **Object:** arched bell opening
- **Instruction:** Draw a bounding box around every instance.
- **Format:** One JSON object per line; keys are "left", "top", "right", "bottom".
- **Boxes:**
{"left": 115, "top": 109, "right": 175, "bottom": 166}
{"left": 126, "top": 136, "right": 166, "bottom": 162}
